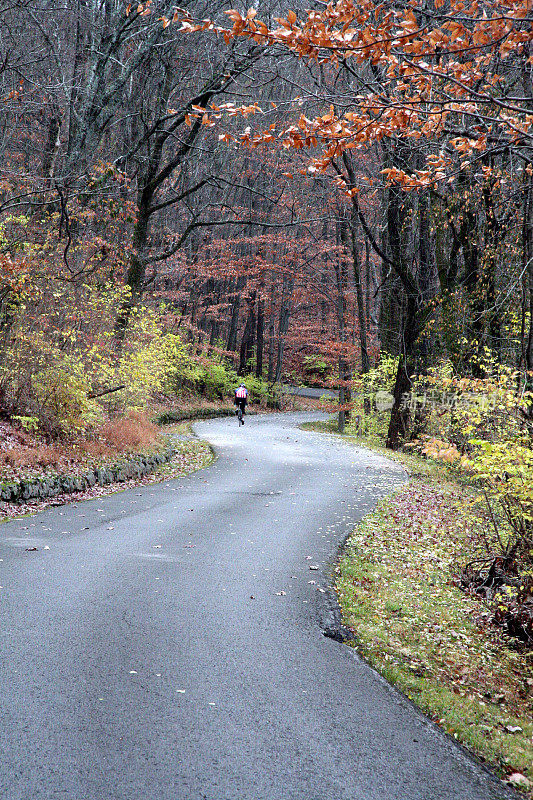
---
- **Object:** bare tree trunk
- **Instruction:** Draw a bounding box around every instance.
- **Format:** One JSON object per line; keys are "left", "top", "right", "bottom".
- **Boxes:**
{"left": 341, "top": 154, "right": 370, "bottom": 373}
{"left": 114, "top": 195, "right": 150, "bottom": 343}
{"left": 524, "top": 170, "right": 533, "bottom": 376}
{"left": 385, "top": 176, "right": 418, "bottom": 448}
{"left": 238, "top": 292, "right": 256, "bottom": 375}
{"left": 256, "top": 295, "right": 264, "bottom": 378}
{"left": 227, "top": 276, "right": 245, "bottom": 352}
{"left": 335, "top": 216, "right": 351, "bottom": 432}
{"left": 267, "top": 279, "right": 276, "bottom": 383}
{"left": 274, "top": 277, "right": 294, "bottom": 384}
{"left": 42, "top": 112, "right": 62, "bottom": 186}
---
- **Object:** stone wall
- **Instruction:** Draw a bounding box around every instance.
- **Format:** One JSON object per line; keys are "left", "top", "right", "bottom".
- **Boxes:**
{"left": 0, "top": 449, "right": 175, "bottom": 504}
{"left": 155, "top": 407, "right": 258, "bottom": 425}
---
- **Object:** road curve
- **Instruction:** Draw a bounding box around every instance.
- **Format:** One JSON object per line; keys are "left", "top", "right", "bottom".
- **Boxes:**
{"left": 0, "top": 413, "right": 516, "bottom": 800}
{"left": 282, "top": 384, "right": 339, "bottom": 400}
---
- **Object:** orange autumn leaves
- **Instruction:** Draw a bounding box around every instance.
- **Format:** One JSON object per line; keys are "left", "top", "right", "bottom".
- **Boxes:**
{"left": 165, "top": 0, "right": 532, "bottom": 190}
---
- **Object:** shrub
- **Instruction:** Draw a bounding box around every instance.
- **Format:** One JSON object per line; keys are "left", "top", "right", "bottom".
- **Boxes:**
{"left": 302, "top": 355, "right": 331, "bottom": 382}
{"left": 100, "top": 411, "right": 160, "bottom": 452}
{"left": 407, "top": 360, "right": 533, "bottom": 643}
{"left": 0, "top": 443, "right": 63, "bottom": 471}
{"left": 33, "top": 361, "right": 103, "bottom": 438}
{"left": 240, "top": 373, "right": 268, "bottom": 403}
{"left": 197, "top": 359, "right": 238, "bottom": 400}
{"left": 117, "top": 314, "right": 179, "bottom": 407}
{"left": 345, "top": 353, "right": 399, "bottom": 440}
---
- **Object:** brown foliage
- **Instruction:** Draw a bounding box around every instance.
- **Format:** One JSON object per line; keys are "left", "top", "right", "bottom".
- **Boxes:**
{"left": 0, "top": 443, "right": 64, "bottom": 471}
{"left": 100, "top": 412, "right": 160, "bottom": 452}
{"left": 0, "top": 414, "right": 161, "bottom": 479}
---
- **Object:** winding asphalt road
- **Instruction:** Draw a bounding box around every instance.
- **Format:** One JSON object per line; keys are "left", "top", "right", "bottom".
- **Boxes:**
{"left": 282, "top": 385, "right": 339, "bottom": 400}
{"left": 0, "top": 413, "right": 517, "bottom": 800}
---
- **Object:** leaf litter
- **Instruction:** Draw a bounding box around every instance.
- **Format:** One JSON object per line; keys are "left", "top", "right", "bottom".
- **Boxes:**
{"left": 0, "top": 439, "right": 213, "bottom": 522}
{"left": 337, "top": 478, "right": 532, "bottom": 791}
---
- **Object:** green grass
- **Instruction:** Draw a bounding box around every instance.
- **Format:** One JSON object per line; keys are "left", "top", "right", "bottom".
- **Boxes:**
{"left": 304, "top": 419, "right": 533, "bottom": 793}
{"left": 152, "top": 438, "right": 214, "bottom": 479}
{"left": 164, "top": 422, "right": 193, "bottom": 436}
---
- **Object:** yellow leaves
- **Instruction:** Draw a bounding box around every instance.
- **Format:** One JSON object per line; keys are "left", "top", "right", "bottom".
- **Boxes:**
{"left": 421, "top": 438, "right": 461, "bottom": 463}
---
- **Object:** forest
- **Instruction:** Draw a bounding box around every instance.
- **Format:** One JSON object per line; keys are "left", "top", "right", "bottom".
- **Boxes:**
{"left": 0, "top": 2, "right": 532, "bottom": 789}
{"left": 0, "top": 2, "right": 532, "bottom": 631}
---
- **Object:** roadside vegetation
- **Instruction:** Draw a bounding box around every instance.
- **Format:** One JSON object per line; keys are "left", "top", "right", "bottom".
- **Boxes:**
{"left": 0, "top": 309, "right": 272, "bottom": 519}
{"left": 0, "top": 412, "right": 214, "bottom": 520}
{"left": 339, "top": 468, "right": 532, "bottom": 793}
{"left": 304, "top": 353, "right": 533, "bottom": 793}
{"left": 317, "top": 353, "right": 533, "bottom": 645}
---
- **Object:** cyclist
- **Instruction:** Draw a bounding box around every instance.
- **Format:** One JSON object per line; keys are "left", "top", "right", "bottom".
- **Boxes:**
{"left": 234, "top": 383, "right": 248, "bottom": 424}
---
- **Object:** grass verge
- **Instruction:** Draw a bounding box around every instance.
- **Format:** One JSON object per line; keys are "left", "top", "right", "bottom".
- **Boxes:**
{"left": 303, "top": 419, "right": 532, "bottom": 795}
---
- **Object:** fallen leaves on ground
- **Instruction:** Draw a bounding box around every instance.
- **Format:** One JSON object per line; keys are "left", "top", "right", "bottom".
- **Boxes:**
{"left": 337, "top": 479, "right": 533, "bottom": 791}
{"left": 0, "top": 439, "right": 213, "bottom": 522}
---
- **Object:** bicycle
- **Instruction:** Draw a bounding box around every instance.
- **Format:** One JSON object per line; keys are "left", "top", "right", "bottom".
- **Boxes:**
{"left": 237, "top": 406, "right": 244, "bottom": 425}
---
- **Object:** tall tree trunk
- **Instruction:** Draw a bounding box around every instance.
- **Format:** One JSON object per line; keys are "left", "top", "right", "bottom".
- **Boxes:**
{"left": 524, "top": 170, "right": 533, "bottom": 378}
{"left": 267, "top": 279, "right": 276, "bottom": 384}
{"left": 482, "top": 175, "right": 504, "bottom": 359}
{"left": 386, "top": 297, "right": 426, "bottom": 448}
{"left": 385, "top": 178, "right": 421, "bottom": 448}
{"left": 341, "top": 154, "right": 370, "bottom": 373}
{"left": 256, "top": 295, "right": 264, "bottom": 378}
{"left": 42, "top": 112, "right": 62, "bottom": 188}
{"left": 349, "top": 210, "right": 370, "bottom": 373}
{"left": 114, "top": 194, "right": 151, "bottom": 344}
{"left": 364, "top": 238, "right": 375, "bottom": 352}
{"left": 385, "top": 189, "right": 433, "bottom": 448}
{"left": 238, "top": 292, "right": 256, "bottom": 375}
{"left": 274, "top": 278, "right": 294, "bottom": 384}
{"left": 227, "top": 276, "right": 245, "bottom": 352}
{"left": 336, "top": 216, "right": 352, "bottom": 431}
{"left": 456, "top": 175, "right": 485, "bottom": 374}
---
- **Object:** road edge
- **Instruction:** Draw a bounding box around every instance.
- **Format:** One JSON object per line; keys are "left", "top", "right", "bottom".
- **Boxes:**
{"left": 307, "top": 426, "right": 522, "bottom": 800}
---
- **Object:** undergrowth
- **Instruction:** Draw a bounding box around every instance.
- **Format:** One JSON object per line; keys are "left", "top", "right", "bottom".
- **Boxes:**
{"left": 0, "top": 412, "right": 163, "bottom": 484}
{"left": 337, "top": 483, "right": 532, "bottom": 790}
{"left": 303, "top": 419, "right": 533, "bottom": 793}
